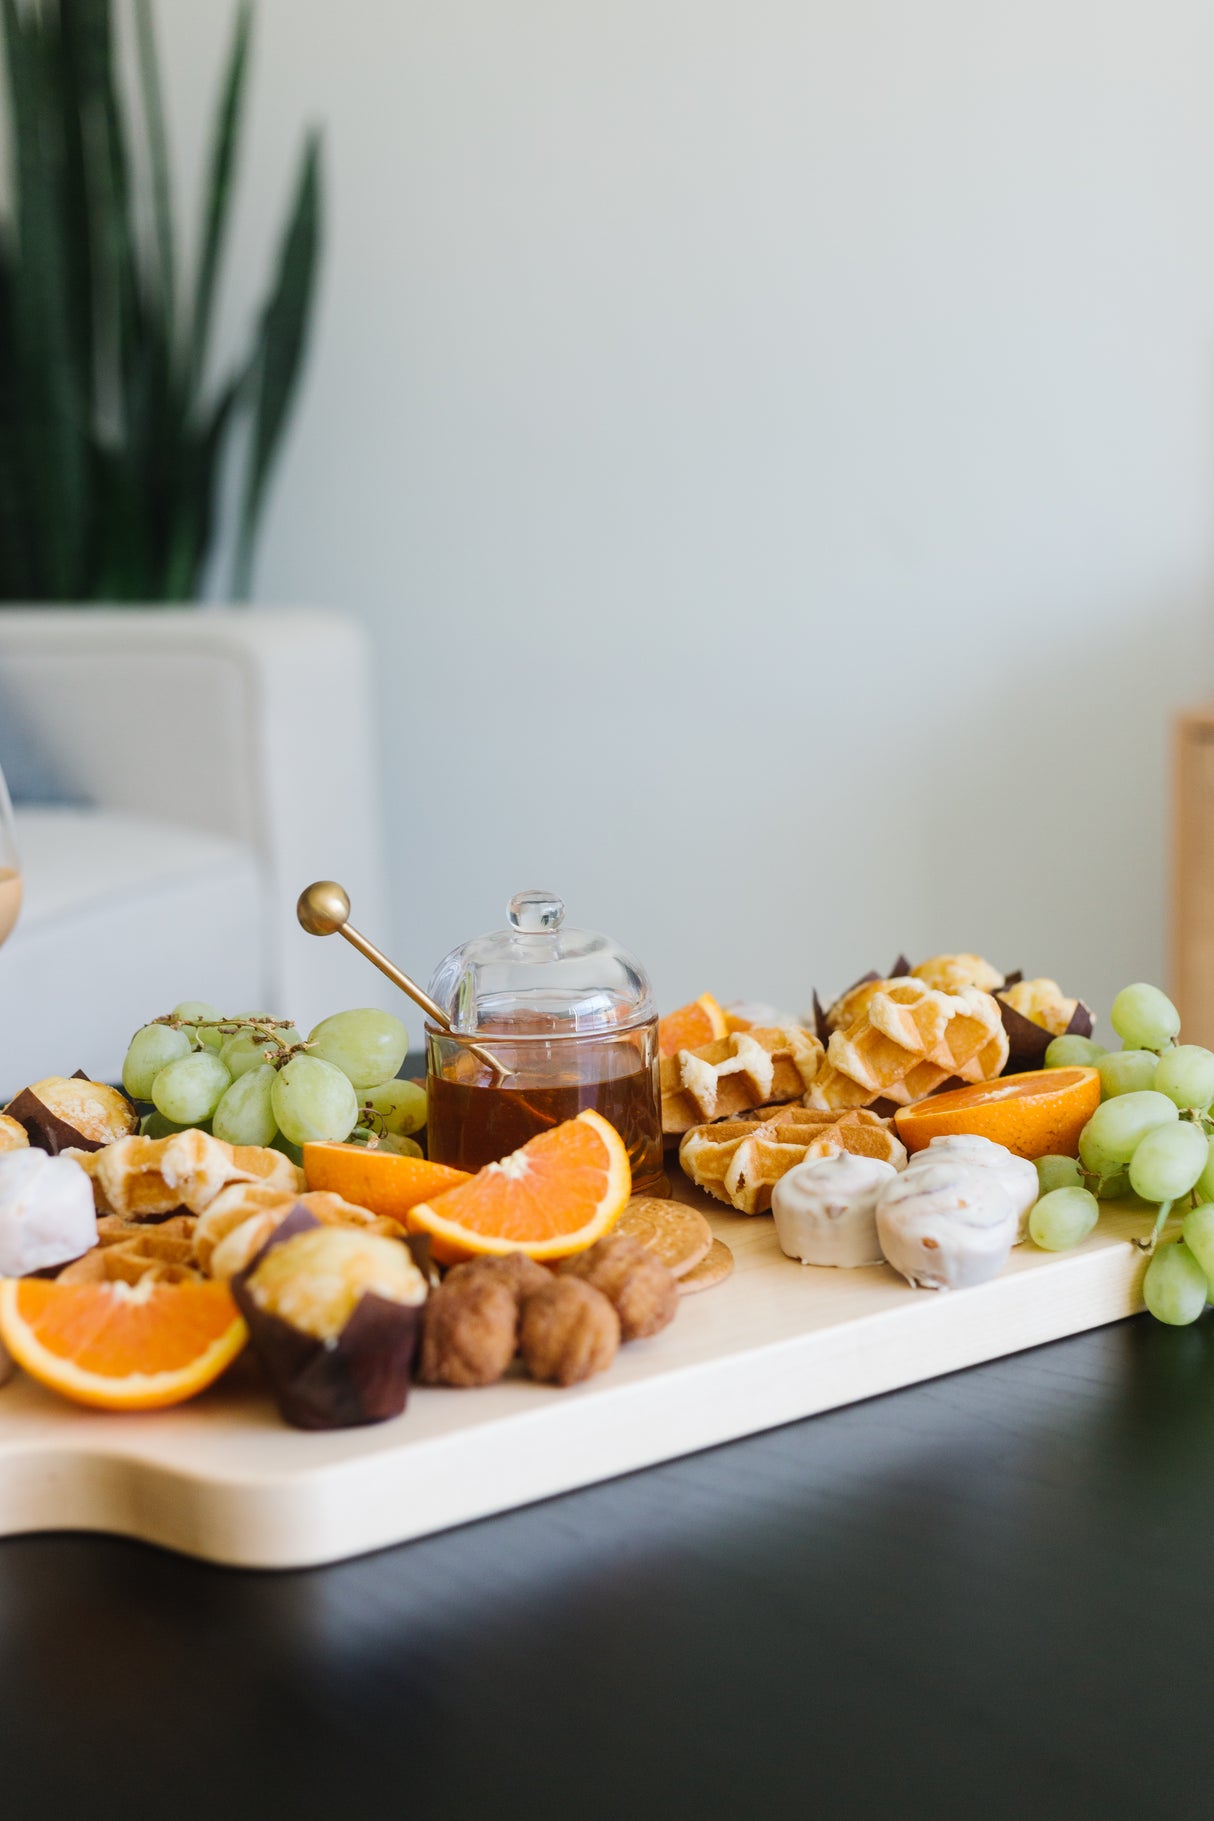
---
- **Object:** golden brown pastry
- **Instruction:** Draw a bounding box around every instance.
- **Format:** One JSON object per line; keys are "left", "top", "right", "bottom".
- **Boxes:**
{"left": 419, "top": 1276, "right": 520, "bottom": 1387}
{"left": 519, "top": 1278, "right": 619, "bottom": 1386}
{"left": 558, "top": 1232, "right": 677, "bottom": 1342}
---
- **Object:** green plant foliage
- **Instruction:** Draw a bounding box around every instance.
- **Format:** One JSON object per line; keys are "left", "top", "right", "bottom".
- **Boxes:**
{"left": 0, "top": 0, "right": 321, "bottom": 602}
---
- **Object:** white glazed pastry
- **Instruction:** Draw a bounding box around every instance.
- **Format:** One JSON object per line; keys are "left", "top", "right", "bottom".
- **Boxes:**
{"left": 0, "top": 1147, "right": 97, "bottom": 1277}
{"left": 915, "top": 1134, "right": 1039, "bottom": 1242}
{"left": 772, "top": 1152, "right": 898, "bottom": 1268}
{"left": 875, "top": 1159, "right": 1018, "bottom": 1291}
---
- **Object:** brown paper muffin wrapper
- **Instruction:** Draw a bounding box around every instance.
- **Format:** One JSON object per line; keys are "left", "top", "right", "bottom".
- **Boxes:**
{"left": 997, "top": 995, "right": 1094, "bottom": 1073}
{"left": 231, "top": 1205, "right": 425, "bottom": 1431}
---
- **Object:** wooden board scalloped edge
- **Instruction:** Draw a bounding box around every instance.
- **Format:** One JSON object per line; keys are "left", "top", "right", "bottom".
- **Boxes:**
{"left": 0, "top": 1201, "right": 1148, "bottom": 1570}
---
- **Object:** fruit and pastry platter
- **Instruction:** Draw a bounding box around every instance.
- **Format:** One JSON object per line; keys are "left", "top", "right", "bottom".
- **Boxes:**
{"left": 0, "top": 948, "right": 1204, "bottom": 1569}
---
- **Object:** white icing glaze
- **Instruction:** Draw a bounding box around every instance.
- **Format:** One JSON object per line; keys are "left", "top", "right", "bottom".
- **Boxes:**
{"left": 0, "top": 1148, "right": 97, "bottom": 1278}
{"left": 772, "top": 1152, "right": 898, "bottom": 1268}
{"left": 875, "top": 1159, "right": 1017, "bottom": 1291}
{"left": 916, "top": 1134, "right": 1039, "bottom": 1242}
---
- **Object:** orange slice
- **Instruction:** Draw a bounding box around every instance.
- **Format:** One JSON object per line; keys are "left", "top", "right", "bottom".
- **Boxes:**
{"left": 303, "top": 1143, "right": 470, "bottom": 1219}
{"left": 407, "top": 1109, "right": 632, "bottom": 1264}
{"left": 0, "top": 1278, "right": 247, "bottom": 1412}
{"left": 894, "top": 1066, "right": 1101, "bottom": 1160}
{"left": 658, "top": 993, "right": 728, "bottom": 1058}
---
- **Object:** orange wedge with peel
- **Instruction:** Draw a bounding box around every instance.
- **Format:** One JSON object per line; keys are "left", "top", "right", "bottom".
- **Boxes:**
{"left": 658, "top": 993, "right": 728, "bottom": 1058}
{"left": 303, "top": 1143, "right": 470, "bottom": 1219}
{"left": 894, "top": 1066, "right": 1101, "bottom": 1160}
{"left": 407, "top": 1109, "right": 632, "bottom": 1264}
{"left": 0, "top": 1278, "right": 247, "bottom": 1412}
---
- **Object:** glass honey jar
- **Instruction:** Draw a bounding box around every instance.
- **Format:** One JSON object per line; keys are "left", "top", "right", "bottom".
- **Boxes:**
{"left": 424, "top": 890, "right": 666, "bottom": 1196}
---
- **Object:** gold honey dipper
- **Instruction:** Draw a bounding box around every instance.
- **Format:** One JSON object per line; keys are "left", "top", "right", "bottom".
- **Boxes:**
{"left": 296, "top": 881, "right": 507, "bottom": 1079}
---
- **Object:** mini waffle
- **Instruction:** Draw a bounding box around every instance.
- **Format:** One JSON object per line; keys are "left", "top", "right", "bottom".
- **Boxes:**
{"left": 194, "top": 1184, "right": 406, "bottom": 1279}
{"left": 806, "top": 981, "right": 1008, "bottom": 1111}
{"left": 661, "top": 1026, "right": 824, "bottom": 1135}
{"left": 66, "top": 1130, "right": 302, "bottom": 1218}
{"left": 679, "top": 1105, "right": 907, "bottom": 1214}
{"left": 58, "top": 1215, "right": 203, "bottom": 1286}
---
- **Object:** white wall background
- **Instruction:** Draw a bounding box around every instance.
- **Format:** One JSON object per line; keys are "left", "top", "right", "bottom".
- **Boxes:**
{"left": 151, "top": 0, "right": 1214, "bottom": 1028}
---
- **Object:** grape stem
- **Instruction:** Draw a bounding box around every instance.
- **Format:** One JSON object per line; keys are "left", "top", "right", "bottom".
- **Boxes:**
{"left": 1136, "top": 1200, "right": 1174, "bottom": 1254}
{"left": 150, "top": 1013, "right": 311, "bottom": 1067}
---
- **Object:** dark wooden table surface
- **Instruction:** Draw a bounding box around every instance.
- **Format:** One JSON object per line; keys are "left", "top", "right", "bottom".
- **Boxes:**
{"left": 1, "top": 1311, "right": 1208, "bottom": 1820}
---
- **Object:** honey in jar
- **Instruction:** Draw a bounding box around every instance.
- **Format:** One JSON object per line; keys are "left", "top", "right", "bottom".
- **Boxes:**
{"left": 424, "top": 890, "right": 666, "bottom": 1196}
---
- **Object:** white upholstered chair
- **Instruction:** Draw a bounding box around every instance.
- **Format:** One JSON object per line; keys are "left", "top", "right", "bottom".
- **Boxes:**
{"left": 0, "top": 609, "right": 391, "bottom": 1087}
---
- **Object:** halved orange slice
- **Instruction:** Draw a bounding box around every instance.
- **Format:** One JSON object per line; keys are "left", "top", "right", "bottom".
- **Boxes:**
{"left": 302, "top": 1143, "right": 470, "bottom": 1219}
{"left": 407, "top": 1109, "right": 632, "bottom": 1263}
{"left": 894, "top": 1066, "right": 1101, "bottom": 1160}
{"left": 0, "top": 1278, "right": 247, "bottom": 1411}
{"left": 658, "top": 993, "right": 728, "bottom": 1057}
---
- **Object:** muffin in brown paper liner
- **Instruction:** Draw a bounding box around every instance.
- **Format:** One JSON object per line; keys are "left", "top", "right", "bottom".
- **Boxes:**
{"left": 231, "top": 1205, "right": 428, "bottom": 1431}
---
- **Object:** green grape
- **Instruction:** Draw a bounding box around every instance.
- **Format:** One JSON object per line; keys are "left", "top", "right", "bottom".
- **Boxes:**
{"left": 140, "top": 1110, "right": 191, "bottom": 1138}
{"left": 1094, "top": 1169, "right": 1131, "bottom": 1200}
{"left": 1194, "top": 1136, "right": 1214, "bottom": 1204}
{"left": 307, "top": 1009, "right": 409, "bottom": 1089}
{"left": 1035, "top": 1155, "right": 1084, "bottom": 1195}
{"left": 361, "top": 1078, "right": 427, "bottom": 1136}
{"left": 271, "top": 1133, "right": 304, "bottom": 1166}
{"left": 172, "top": 1000, "right": 225, "bottom": 1050}
{"left": 1028, "top": 1187, "right": 1099, "bottom": 1251}
{"left": 1096, "top": 1050, "right": 1157, "bottom": 1100}
{"left": 1044, "top": 1035, "right": 1105, "bottom": 1068}
{"left": 1110, "top": 983, "right": 1181, "bottom": 1052}
{"left": 212, "top": 1063, "right": 279, "bottom": 1147}
{"left": 1143, "top": 1241, "right": 1208, "bottom": 1325}
{"left": 364, "top": 1133, "right": 424, "bottom": 1158}
{"left": 1181, "top": 1204, "right": 1214, "bottom": 1282}
{"left": 1083, "top": 1090, "right": 1178, "bottom": 1166}
{"left": 1153, "top": 1045, "right": 1214, "bottom": 1112}
{"left": 221, "top": 1025, "right": 301, "bottom": 1078}
{"left": 1128, "top": 1120, "right": 1209, "bottom": 1203}
{"left": 1079, "top": 1121, "right": 1121, "bottom": 1177}
{"left": 123, "top": 1023, "right": 192, "bottom": 1100}
{"left": 151, "top": 1050, "right": 232, "bottom": 1125}
{"left": 271, "top": 1054, "right": 359, "bottom": 1144}
{"left": 384, "top": 1133, "right": 422, "bottom": 1158}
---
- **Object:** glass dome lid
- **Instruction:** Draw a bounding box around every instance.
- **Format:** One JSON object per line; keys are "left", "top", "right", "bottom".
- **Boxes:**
{"left": 427, "top": 890, "right": 655, "bottom": 1037}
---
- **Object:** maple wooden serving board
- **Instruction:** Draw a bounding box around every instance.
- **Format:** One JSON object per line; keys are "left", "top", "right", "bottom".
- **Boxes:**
{"left": 0, "top": 1179, "right": 1150, "bottom": 1570}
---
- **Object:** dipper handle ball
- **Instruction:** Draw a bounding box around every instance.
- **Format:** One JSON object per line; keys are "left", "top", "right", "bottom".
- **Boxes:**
{"left": 295, "top": 882, "right": 507, "bottom": 1080}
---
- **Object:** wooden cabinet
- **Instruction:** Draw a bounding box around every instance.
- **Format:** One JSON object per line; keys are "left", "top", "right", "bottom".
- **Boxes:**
{"left": 1173, "top": 710, "right": 1214, "bottom": 1042}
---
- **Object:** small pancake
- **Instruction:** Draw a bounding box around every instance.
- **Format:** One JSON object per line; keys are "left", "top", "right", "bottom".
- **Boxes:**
{"left": 617, "top": 1198, "right": 712, "bottom": 1278}
{"left": 676, "top": 1237, "right": 734, "bottom": 1296}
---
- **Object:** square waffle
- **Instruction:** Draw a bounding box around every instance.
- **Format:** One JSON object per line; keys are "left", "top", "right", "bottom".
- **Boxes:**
{"left": 66, "top": 1130, "right": 303, "bottom": 1217}
{"left": 661, "top": 1026, "right": 824, "bottom": 1135}
{"left": 679, "top": 1105, "right": 907, "bottom": 1214}
{"left": 805, "top": 982, "right": 1008, "bottom": 1111}
{"left": 58, "top": 1214, "right": 203, "bottom": 1285}
{"left": 192, "top": 1184, "right": 406, "bottom": 1278}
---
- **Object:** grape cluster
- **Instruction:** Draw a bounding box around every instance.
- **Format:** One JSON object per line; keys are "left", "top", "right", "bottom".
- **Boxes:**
{"left": 121, "top": 1002, "right": 427, "bottom": 1162}
{"left": 1030, "top": 983, "right": 1214, "bottom": 1325}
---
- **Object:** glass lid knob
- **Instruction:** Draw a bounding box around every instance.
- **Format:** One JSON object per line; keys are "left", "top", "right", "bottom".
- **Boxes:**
{"left": 507, "top": 889, "right": 565, "bottom": 933}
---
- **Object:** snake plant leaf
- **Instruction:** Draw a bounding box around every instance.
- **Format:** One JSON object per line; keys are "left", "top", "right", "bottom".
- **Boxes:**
{"left": 190, "top": 0, "right": 251, "bottom": 401}
{"left": 2, "top": 0, "right": 88, "bottom": 597}
{"left": 234, "top": 132, "right": 322, "bottom": 597}
{"left": 50, "top": 0, "right": 101, "bottom": 421}
{"left": 133, "top": 0, "right": 175, "bottom": 337}
{"left": 162, "top": 366, "right": 247, "bottom": 600}
{"left": 0, "top": 241, "right": 35, "bottom": 599}
{"left": 0, "top": 0, "right": 320, "bottom": 606}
